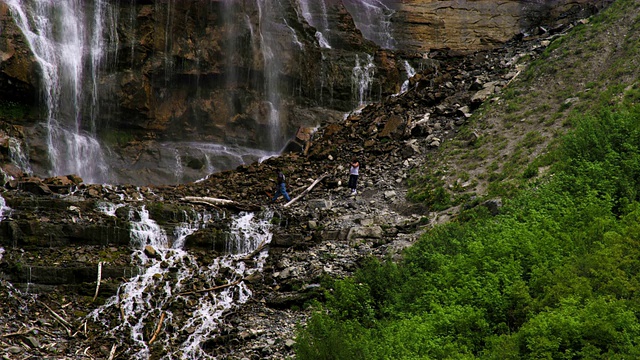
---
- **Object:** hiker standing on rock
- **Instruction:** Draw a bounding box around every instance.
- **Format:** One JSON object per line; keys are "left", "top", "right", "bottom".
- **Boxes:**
{"left": 348, "top": 157, "right": 360, "bottom": 196}
{"left": 272, "top": 168, "right": 291, "bottom": 203}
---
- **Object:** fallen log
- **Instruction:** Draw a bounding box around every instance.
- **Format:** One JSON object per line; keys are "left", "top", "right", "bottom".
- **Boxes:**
{"left": 148, "top": 312, "right": 166, "bottom": 345}
{"left": 283, "top": 173, "right": 328, "bottom": 208}
{"left": 178, "top": 279, "right": 243, "bottom": 296}
{"left": 240, "top": 240, "right": 269, "bottom": 261}
{"left": 92, "top": 262, "right": 103, "bottom": 302}
{"left": 181, "top": 196, "right": 260, "bottom": 212}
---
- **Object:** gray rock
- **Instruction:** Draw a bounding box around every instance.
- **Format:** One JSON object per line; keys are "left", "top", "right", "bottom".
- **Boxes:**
{"left": 25, "top": 336, "right": 40, "bottom": 349}
{"left": 384, "top": 191, "right": 397, "bottom": 199}
{"left": 347, "top": 226, "right": 383, "bottom": 241}
{"left": 8, "top": 346, "right": 22, "bottom": 354}
{"left": 307, "top": 199, "right": 331, "bottom": 210}
{"left": 285, "top": 339, "right": 296, "bottom": 348}
{"left": 482, "top": 198, "right": 503, "bottom": 215}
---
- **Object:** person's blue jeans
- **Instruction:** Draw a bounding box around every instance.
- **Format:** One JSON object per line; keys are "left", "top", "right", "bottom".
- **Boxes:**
{"left": 272, "top": 183, "right": 290, "bottom": 202}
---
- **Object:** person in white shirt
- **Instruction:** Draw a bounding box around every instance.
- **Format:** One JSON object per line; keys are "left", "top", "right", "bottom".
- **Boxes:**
{"left": 348, "top": 158, "right": 359, "bottom": 195}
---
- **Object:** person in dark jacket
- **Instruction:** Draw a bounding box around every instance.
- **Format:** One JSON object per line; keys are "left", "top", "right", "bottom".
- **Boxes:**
{"left": 271, "top": 169, "right": 291, "bottom": 203}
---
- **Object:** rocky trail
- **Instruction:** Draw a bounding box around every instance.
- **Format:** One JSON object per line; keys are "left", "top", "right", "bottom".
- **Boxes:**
{"left": 0, "top": 28, "right": 558, "bottom": 359}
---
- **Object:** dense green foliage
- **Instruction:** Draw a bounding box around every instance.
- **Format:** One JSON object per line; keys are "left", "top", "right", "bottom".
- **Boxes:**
{"left": 295, "top": 106, "right": 640, "bottom": 359}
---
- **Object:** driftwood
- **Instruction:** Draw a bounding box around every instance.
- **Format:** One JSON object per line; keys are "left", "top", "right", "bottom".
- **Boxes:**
{"left": 92, "top": 262, "right": 103, "bottom": 302}
{"left": 240, "top": 240, "right": 269, "bottom": 261}
{"left": 2, "top": 327, "right": 32, "bottom": 337}
{"left": 283, "top": 173, "right": 328, "bottom": 208}
{"left": 40, "top": 301, "right": 72, "bottom": 336}
{"left": 108, "top": 344, "right": 118, "bottom": 360}
{"left": 181, "top": 196, "right": 260, "bottom": 212}
{"left": 504, "top": 69, "right": 522, "bottom": 88}
{"left": 178, "top": 279, "right": 243, "bottom": 296}
{"left": 148, "top": 312, "right": 166, "bottom": 345}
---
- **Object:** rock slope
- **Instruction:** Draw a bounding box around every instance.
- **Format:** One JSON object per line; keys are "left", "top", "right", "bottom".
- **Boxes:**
{"left": 0, "top": 23, "right": 567, "bottom": 358}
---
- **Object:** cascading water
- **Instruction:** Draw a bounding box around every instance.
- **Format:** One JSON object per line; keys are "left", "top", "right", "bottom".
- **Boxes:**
{"left": 90, "top": 207, "right": 273, "bottom": 359}
{"left": 146, "top": 142, "right": 279, "bottom": 185}
{"left": 352, "top": 54, "right": 376, "bottom": 107}
{"left": 298, "top": 0, "right": 331, "bottom": 49}
{"left": 0, "top": 194, "right": 11, "bottom": 222}
{"left": 343, "top": 0, "right": 397, "bottom": 49}
{"left": 400, "top": 60, "right": 417, "bottom": 94}
{"left": 5, "top": 0, "right": 396, "bottom": 185}
{"left": 6, "top": 0, "right": 115, "bottom": 184}
{"left": 7, "top": 137, "right": 32, "bottom": 176}
{"left": 255, "top": 0, "right": 286, "bottom": 151}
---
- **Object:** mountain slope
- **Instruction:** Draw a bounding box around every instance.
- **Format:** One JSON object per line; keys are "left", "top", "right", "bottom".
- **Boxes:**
{"left": 413, "top": 0, "right": 640, "bottom": 214}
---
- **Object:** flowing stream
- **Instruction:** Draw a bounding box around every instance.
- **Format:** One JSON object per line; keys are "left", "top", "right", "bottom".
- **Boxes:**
{"left": 90, "top": 206, "right": 273, "bottom": 359}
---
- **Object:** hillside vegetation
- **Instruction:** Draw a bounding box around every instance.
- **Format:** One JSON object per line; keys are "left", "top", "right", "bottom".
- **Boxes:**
{"left": 295, "top": 1, "right": 640, "bottom": 358}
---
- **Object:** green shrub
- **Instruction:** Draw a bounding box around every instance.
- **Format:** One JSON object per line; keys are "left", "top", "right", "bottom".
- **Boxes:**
{"left": 296, "top": 105, "right": 640, "bottom": 359}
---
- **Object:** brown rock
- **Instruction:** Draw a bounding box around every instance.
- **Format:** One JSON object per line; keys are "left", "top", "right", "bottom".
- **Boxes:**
{"left": 379, "top": 114, "right": 404, "bottom": 138}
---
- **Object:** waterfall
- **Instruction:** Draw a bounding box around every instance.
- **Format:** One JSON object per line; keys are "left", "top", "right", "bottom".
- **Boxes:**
{"left": 298, "top": 0, "right": 331, "bottom": 48}
{"left": 255, "top": 0, "right": 286, "bottom": 151}
{"left": 0, "top": 194, "right": 11, "bottom": 222}
{"left": 6, "top": 0, "right": 115, "bottom": 184}
{"left": 343, "top": 0, "right": 396, "bottom": 49}
{"left": 161, "top": 0, "right": 175, "bottom": 83}
{"left": 96, "top": 200, "right": 125, "bottom": 217}
{"left": 352, "top": 54, "right": 376, "bottom": 107}
{"left": 90, "top": 208, "right": 273, "bottom": 359}
{"left": 173, "top": 148, "right": 184, "bottom": 184}
{"left": 400, "top": 60, "right": 417, "bottom": 94}
{"left": 154, "top": 142, "right": 278, "bottom": 185}
{"left": 128, "top": 0, "right": 136, "bottom": 68}
{"left": 8, "top": 137, "right": 32, "bottom": 175}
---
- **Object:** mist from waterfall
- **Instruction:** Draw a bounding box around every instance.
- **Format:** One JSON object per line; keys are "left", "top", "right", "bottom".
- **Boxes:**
{"left": 6, "top": 0, "right": 116, "bottom": 184}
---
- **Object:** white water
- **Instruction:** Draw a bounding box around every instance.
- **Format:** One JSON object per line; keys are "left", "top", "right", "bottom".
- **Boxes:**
{"left": 90, "top": 208, "right": 273, "bottom": 359}
{"left": 6, "top": 0, "right": 114, "bottom": 184}
{"left": 255, "top": 0, "right": 286, "bottom": 151}
{"left": 160, "top": 142, "right": 280, "bottom": 184}
{"left": 0, "top": 194, "right": 12, "bottom": 222}
{"left": 8, "top": 137, "right": 32, "bottom": 176}
{"left": 298, "top": 0, "right": 331, "bottom": 48}
{"left": 352, "top": 54, "right": 376, "bottom": 107}
{"left": 400, "top": 60, "right": 417, "bottom": 94}
{"left": 96, "top": 201, "right": 126, "bottom": 217}
{"left": 343, "top": 0, "right": 396, "bottom": 49}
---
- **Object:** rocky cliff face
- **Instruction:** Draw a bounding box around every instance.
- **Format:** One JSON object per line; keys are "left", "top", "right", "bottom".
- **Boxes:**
{"left": 393, "top": 0, "right": 612, "bottom": 53}
{"left": 0, "top": 0, "right": 621, "bottom": 358}
{"left": 0, "top": 0, "right": 610, "bottom": 185}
